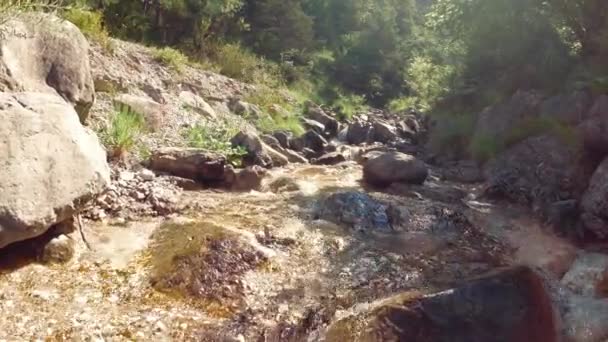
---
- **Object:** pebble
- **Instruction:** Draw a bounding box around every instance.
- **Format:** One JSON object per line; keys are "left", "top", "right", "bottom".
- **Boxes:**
{"left": 138, "top": 168, "right": 156, "bottom": 181}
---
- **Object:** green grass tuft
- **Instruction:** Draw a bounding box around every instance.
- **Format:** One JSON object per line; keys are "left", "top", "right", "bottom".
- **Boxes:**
{"left": 184, "top": 119, "right": 248, "bottom": 167}
{"left": 153, "top": 47, "right": 188, "bottom": 72}
{"left": 100, "top": 107, "right": 146, "bottom": 160}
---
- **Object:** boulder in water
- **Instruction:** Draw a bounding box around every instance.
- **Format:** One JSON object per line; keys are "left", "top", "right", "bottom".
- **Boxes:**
{"left": 325, "top": 266, "right": 558, "bottom": 342}
{"left": 363, "top": 152, "right": 428, "bottom": 186}
{"left": 317, "top": 191, "right": 399, "bottom": 233}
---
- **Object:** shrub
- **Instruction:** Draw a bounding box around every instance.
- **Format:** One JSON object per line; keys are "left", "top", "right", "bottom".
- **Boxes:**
{"left": 62, "top": 7, "right": 112, "bottom": 50}
{"left": 153, "top": 47, "right": 188, "bottom": 72}
{"left": 184, "top": 120, "right": 247, "bottom": 166}
{"left": 100, "top": 107, "right": 146, "bottom": 160}
{"left": 208, "top": 43, "right": 261, "bottom": 82}
{"left": 332, "top": 93, "right": 367, "bottom": 121}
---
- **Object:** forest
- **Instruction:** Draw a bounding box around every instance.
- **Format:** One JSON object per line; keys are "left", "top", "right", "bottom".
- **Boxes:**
{"left": 57, "top": 0, "right": 608, "bottom": 114}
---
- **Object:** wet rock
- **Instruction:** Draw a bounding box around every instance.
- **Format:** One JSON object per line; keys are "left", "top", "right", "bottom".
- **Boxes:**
{"left": 562, "top": 295, "right": 608, "bottom": 342}
{"left": 290, "top": 130, "right": 328, "bottom": 153}
{"left": 0, "top": 92, "right": 110, "bottom": 248}
{"left": 266, "top": 176, "right": 301, "bottom": 193}
{"left": 306, "top": 104, "right": 339, "bottom": 137}
{"left": 273, "top": 131, "right": 292, "bottom": 149}
{"left": 363, "top": 152, "right": 428, "bottom": 187}
{"left": 302, "top": 118, "right": 325, "bottom": 134}
{"left": 312, "top": 152, "right": 346, "bottom": 165}
{"left": 317, "top": 192, "right": 396, "bottom": 232}
{"left": 562, "top": 252, "right": 608, "bottom": 298}
{"left": 225, "top": 166, "right": 267, "bottom": 192}
{"left": 347, "top": 121, "right": 373, "bottom": 145}
{"left": 581, "top": 157, "right": 608, "bottom": 238}
{"left": 231, "top": 130, "right": 288, "bottom": 168}
{"left": 148, "top": 148, "right": 226, "bottom": 183}
{"left": 262, "top": 135, "right": 307, "bottom": 164}
{"left": 41, "top": 235, "right": 74, "bottom": 263}
{"left": 372, "top": 121, "right": 399, "bottom": 144}
{"left": 325, "top": 266, "right": 558, "bottom": 342}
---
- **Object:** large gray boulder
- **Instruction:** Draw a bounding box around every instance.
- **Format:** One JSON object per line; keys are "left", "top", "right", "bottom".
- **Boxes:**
{"left": 484, "top": 135, "right": 589, "bottom": 209}
{"left": 0, "top": 92, "right": 109, "bottom": 248}
{"left": 363, "top": 152, "right": 428, "bottom": 186}
{"left": 0, "top": 14, "right": 95, "bottom": 123}
{"left": 581, "top": 157, "right": 608, "bottom": 238}
{"left": 539, "top": 90, "right": 592, "bottom": 125}
{"left": 473, "top": 90, "right": 543, "bottom": 143}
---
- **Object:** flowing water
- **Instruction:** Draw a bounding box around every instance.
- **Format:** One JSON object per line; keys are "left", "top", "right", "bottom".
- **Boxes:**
{"left": 0, "top": 161, "right": 585, "bottom": 340}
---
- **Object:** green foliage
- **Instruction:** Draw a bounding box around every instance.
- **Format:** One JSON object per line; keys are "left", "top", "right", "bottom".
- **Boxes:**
{"left": 153, "top": 47, "right": 188, "bottom": 72}
{"left": 205, "top": 43, "right": 264, "bottom": 83}
{"left": 395, "top": 56, "right": 459, "bottom": 112}
{"left": 247, "top": 0, "right": 314, "bottom": 59}
{"left": 332, "top": 93, "right": 367, "bottom": 121}
{"left": 184, "top": 119, "right": 248, "bottom": 166}
{"left": 256, "top": 114, "right": 305, "bottom": 135}
{"left": 62, "top": 7, "right": 111, "bottom": 50}
{"left": 100, "top": 107, "right": 146, "bottom": 160}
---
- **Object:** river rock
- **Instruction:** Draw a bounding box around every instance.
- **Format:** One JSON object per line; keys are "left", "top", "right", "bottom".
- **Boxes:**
{"left": 562, "top": 295, "right": 608, "bottom": 342}
{"left": 312, "top": 152, "right": 346, "bottom": 165}
{"left": 0, "top": 14, "right": 95, "bottom": 123}
{"left": 562, "top": 252, "right": 608, "bottom": 298}
{"left": 347, "top": 121, "right": 373, "bottom": 145}
{"left": 0, "top": 92, "right": 110, "bottom": 248}
{"left": 41, "top": 234, "right": 75, "bottom": 263}
{"left": 148, "top": 148, "right": 227, "bottom": 183}
{"left": 317, "top": 191, "right": 398, "bottom": 232}
{"left": 224, "top": 165, "right": 267, "bottom": 192}
{"left": 290, "top": 130, "right": 327, "bottom": 153}
{"left": 372, "top": 120, "right": 399, "bottom": 144}
{"left": 302, "top": 118, "right": 325, "bottom": 134}
{"left": 363, "top": 152, "right": 428, "bottom": 186}
{"left": 324, "top": 266, "right": 558, "bottom": 342}
{"left": 306, "top": 104, "right": 339, "bottom": 137}
{"left": 232, "top": 130, "right": 288, "bottom": 168}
